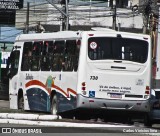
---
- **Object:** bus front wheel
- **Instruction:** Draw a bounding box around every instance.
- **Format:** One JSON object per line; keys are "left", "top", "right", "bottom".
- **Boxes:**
{"left": 51, "top": 95, "right": 58, "bottom": 115}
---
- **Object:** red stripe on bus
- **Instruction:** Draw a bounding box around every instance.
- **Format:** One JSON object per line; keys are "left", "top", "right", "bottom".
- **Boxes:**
{"left": 25, "top": 80, "right": 51, "bottom": 94}
{"left": 53, "top": 85, "right": 68, "bottom": 97}
{"left": 53, "top": 85, "right": 77, "bottom": 97}
{"left": 25, "top": 80, "right": 77, "bottom": 97}
{"left": 67, "top": 88, "right": 77, "bottom": 96}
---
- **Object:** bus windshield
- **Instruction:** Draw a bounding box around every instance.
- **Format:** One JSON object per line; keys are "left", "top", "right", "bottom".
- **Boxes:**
{"left": 7, "top": 50, "right": 20, "bottom": 78}
{"left": 88, "top": 37, "right": 148, "bottom": 63}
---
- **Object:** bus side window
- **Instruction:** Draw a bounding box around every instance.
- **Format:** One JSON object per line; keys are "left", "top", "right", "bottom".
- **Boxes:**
{"left": 41, "top": 41, "right": 53, "bottom": 71}
{"left": 65, "top": 40, "right": 79, "bottom": 71}
{"left": 31, "top": 41, "right": 42, "bottom": 71}
{"left": 21, "top": 42, "right": 32, "bottom": 71}
{"left": 51, "top": 41, "right": 65, "bottom": 71}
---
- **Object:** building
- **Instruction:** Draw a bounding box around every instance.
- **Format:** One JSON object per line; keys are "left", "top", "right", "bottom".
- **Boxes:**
{"left": 15, "top": 0, "right": 159, "bottom": 33}
{"left": 106, "top": 0, "right": 139, "bottom": 8}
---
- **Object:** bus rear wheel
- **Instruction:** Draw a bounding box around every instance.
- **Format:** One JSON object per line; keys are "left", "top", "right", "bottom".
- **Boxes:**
{"left": 51, "top": 95, "right": 58, "bottom": 115}
{"left": 144, "top": 114, "right": 152, "bottom": 127}
{"left": 18, "top": 96, "right": 24, "bottom": 110}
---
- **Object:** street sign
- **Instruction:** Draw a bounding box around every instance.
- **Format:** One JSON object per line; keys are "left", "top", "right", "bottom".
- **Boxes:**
{"left": 0, "top": 0, "right": 23, "bottom": 10}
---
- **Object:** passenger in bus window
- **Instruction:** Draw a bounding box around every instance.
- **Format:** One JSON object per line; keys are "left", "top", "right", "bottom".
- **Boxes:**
{"left": 51, "top": 41, "right": 65, "bottom": 71}
{"left": 21, "top": 46, "right": 32, "bottom": 71}
{"left": 31, "top": 42, "right": 42, "bottom": 71}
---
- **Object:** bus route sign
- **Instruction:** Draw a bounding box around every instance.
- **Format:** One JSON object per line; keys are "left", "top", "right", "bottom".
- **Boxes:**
{"left": 0, "top": 0, "right": 23, "bottom": 10}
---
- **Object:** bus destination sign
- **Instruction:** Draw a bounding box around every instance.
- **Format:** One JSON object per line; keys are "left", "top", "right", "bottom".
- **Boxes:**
{"left": 0, "top": 0, "right": 23, "bottom": 10}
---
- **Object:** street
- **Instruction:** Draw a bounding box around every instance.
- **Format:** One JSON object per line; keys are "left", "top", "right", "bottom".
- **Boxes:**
{"left": 0, "top": 100, "right": 159, "bottom": 135}
{"left": 0, "top": 123, "right": 158, "bottom": 136}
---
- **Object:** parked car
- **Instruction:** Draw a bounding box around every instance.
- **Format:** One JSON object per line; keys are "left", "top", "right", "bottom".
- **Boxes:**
{"left": 145, "top": 90, "right": 160, "bottom": 126}
{"left": 150, "top": 90, "right": 160, "bottom": 123}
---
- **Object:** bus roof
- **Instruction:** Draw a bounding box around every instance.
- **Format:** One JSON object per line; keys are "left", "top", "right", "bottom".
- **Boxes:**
{"left": 15, "top": 31, "right": 150, "bottom": 42}
{"left": 91, "top": 27, "right": 116, "bottom": 32}
{"left": 15, "top": 31, "right": 81, "bottom": 42}
{"left": 85, "top": 31, "right": 150, "bottom": 40}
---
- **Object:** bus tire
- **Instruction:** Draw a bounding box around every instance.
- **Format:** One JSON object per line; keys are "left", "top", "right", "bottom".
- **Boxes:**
{"left": 18, "top": 95, "right": 24, "bottom": 110}
{"left": 144, "top": 114, "right": 152, "bottom": 127}
{"left": 127, "top": 117, "right": 134, "bottom": 125}
{"left": 51, "top": 95, "right": 58, "bottom": 115}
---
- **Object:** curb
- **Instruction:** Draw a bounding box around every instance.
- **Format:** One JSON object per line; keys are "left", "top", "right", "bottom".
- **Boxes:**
{"left": 0, "top": 113, "right": 134, "bottom": 128}
{"left": 0, "top": 118, "right": 133, "bottom": 128}
{"left": 0, "top": 113, "right": 62, "bottom": 121}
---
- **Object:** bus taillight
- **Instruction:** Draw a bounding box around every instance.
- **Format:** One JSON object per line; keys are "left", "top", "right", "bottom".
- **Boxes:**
{"left": 82, "top": 82, "right": 86, "bottom": 86}
{"left": 82, "top": 82, "right": 86, "bottom": 95}
{"left": 82, "top": 87, "right": 86, "bottom": 90}
{"left": 145, "top": 86, "right": 150, "bottom": 95}
{"left": 82, "top": 82, "right": 86, "bottom": 91}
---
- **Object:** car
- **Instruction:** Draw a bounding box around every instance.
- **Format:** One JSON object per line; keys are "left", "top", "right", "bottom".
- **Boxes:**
{"left": 147, "top": 90, "right": 160, "bottom": 126}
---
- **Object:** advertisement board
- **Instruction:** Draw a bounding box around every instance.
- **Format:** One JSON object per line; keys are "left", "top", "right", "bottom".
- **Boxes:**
{"left": 0, "top": 10, "right": 15, "bottom": 25}
{"left": 0, "top": 0, "right": 23, "bottom": 10}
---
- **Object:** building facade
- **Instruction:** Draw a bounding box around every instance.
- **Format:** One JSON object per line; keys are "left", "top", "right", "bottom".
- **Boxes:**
{"left": 106, "top": 0, "right": 139, "bottom": 8}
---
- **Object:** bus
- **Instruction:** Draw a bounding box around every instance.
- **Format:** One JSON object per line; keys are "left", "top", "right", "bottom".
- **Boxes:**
{"left": 7, "top": 31, "right": 151, "bottom": 123}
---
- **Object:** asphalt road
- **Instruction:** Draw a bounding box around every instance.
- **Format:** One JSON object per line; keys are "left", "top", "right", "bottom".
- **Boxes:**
{"left": 0, "top": 100, "right": 160, "bottom": 136}
{"left": 0, "top": 123, "right": 154, "bottom": 136}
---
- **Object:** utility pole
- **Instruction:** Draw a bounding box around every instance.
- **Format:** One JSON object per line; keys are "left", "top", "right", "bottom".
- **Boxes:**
{"left": 61, "top": 0, "right": 69, "bottom": 31}
{"left": 143, "top": 0, "right": 151, "bottom": 34}
{"left": 65, "top": 0, "right": 69, "bottom": 30}
{"left": 25, "top": 2, "right": 30, "bottom": 34}
{"left": 112, "top": 1, "right": 116, "bottom": 30}
{"left": 46, "top": 0, "right": 69, "bottom": 31}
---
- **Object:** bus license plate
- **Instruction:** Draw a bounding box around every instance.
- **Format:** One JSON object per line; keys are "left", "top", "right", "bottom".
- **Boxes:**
{"left": 110, "top": 93, "right": 122, "bottom": 98}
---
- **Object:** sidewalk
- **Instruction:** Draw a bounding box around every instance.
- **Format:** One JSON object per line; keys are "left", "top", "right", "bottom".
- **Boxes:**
{"left": 0, "top": 100, "right": 9, "bottom": 109}
{"left": 0, "top": 113, "right": 61, "bottom": 121}
{"left": 0, "top": 113, "right": 133, "bottom": 128}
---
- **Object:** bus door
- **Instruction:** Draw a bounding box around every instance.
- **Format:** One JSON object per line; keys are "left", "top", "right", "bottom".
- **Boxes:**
{"left": 7, "top": 46, "right": 20, "bottom": 109}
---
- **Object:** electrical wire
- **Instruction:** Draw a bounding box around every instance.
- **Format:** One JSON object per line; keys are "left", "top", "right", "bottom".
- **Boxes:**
{"left": 0, "top": 0, "right": 157, "bottom": 38}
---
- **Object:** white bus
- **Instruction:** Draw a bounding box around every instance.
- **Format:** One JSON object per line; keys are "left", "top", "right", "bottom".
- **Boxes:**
{"left": 7, "top": 31, "right": 151, "bottom": 122}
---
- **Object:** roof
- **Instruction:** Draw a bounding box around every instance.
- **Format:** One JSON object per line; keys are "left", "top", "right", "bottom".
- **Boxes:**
{"left": 15, "top": 31, "right": 81, "bottom": 42}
